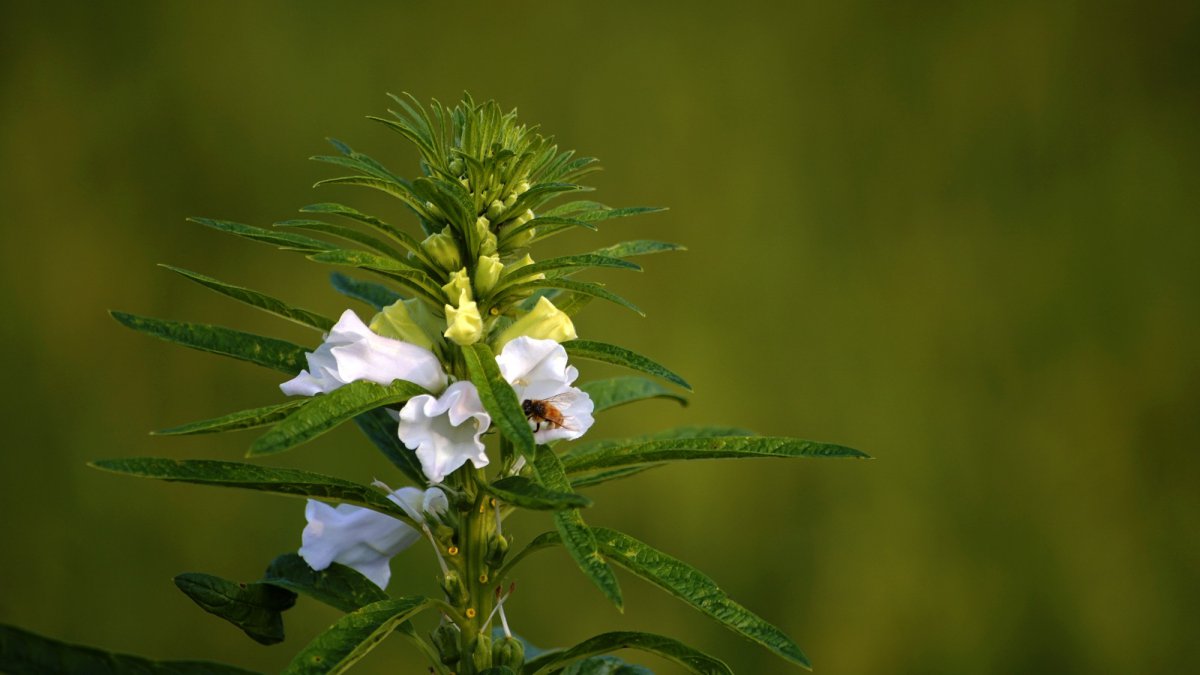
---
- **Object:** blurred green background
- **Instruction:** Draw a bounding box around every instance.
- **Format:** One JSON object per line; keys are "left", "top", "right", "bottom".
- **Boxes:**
{"left": 2, "top": 1, "right": 1197, "bottom": 673}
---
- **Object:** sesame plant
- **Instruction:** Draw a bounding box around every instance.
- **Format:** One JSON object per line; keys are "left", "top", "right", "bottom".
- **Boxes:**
{"left": 0, "top": 94, "right": 866, "bottom": 674}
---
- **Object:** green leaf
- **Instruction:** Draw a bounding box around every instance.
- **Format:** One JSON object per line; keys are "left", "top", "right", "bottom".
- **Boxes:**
{"left": 353, "top": 407, "right": 427, "bottom": 486}
{"left": 523, "top": 631, "right": 732, "bottom": 675}
{"left": 275, "top": 219, "right": 406, "bottom": 261}
{"left": 588, "top": 240, "right": 687, "bottom": 260}
{"left": 560, "top": 656, "right": 653, "bottom": 675}
{"left": 568, "top": 465, "right": 663, "bottom": 490}
{"left": 562, "top": 436, "right": 870, "bottom": 474}
{"left": 110, "top": 311, "right": 308, "bottom": 374}
{"left": 533, "top": 445, "right": 623, "bottom": 610}
{"left": 498, "top": 215, "right": 596, "bottom": 247}
{"left": 262, "top": 554, "right": 388, "bottom": 613}
{"left": 484, "top": 475, "right": 593, "bottom": 510}
{"left": 89, "top": 458, "right": 413, "bottom": 522}
{"left": 282, "top": 597, "right": 432, "bottom": 675}
{"left": 580, "top": 376, "right": 689, "bottom": 414}
{"left": 308, "top": 249, "right": 443, "bottom": 303}
{"left": 300, "top": 203, "right": 429, "bottom": 263}
{"left": 514, "top": 528, "right": 813, "bottom": 670}
{"left": 499, "top": 254, "right": 641, "bottom": 286}
{"left": 501, "top": 279, "right": 643, "bottom": 317}
{"left": 160, "top": 266, "right": 335, "bottom": 332}
{"left": 564, "top": 340, "right": 691, "bottom": 391}
{"left": 329, "top": 272, "right": 403, "bottom": 311}
{"left": 153, "top": 400, "right": 307, "bottom": 436}
{"left": 564, "top": 426, "right": 753, "bottom": 460}
{"left": 174, "top": 573, "right": 297, "bottom": 645}
{"left": 540, "top": 202, "right": 666, "bottom": 223}
{"left": 249, "top": 380, "right": 428, "bottom": 457}
{"left": 462, "top": 343, "right": 535, "bottom": 459}
{"left": 480, "top": 669, "right": 517, "bottom": 675}
{"left": 0, "top": 623, "right": 260, "bottom": 674}
{"left": 190, "top": 217, "right": 335, "bottom": 253}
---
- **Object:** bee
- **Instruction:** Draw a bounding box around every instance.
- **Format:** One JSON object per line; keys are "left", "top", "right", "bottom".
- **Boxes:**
{"left": 521, "top": 393, "right": 575, "bottom": 432}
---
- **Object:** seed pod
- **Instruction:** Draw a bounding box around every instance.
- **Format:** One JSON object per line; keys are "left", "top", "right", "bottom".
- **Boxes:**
{"left": 492, "top": 635, "right": 525, "bottom": 669}
{"left": 471, "top": 634, "right": 493, "bottom": 670}
{"left": 429, "top": 623, "right": 461, "bottom": 666}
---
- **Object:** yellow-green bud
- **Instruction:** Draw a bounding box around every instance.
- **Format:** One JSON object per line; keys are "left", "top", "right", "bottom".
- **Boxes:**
{"left": 440, "top": 571, "right": 469, "bottom": 605}
{"left": 369, "top": 298, "right": 436, "bottom": 351}
{"left": 448, "top": 158, "right": 464, "bottom": 175}
{"left": 514, "top": 180, "right": 531, "bottom": 195}
{"left": 421, "top": 227, "right": 462, "bottom": 272}
{"left": 475, "top": 255, "right": 504, "bottom": 296}
{"left": 486, "top": 532, "right": 511, "bottom": 569}
{"left": 500, "top": 254, "right": 541, "bottom": 280}
{"left": 486, "top": 199, "right": 506, "bottom": 221}
{"left": 503, "top": 192, "right": 518, "bottom": 209}
{"left": 495, "top": 297, "right": 577, "bottom": 349}
{"left": 474, "top": 216, "right": 498, "bottom": 256}
{"left": 471, "top": 634, "right": 493, "bottom": 670}
{"left": 430, "top": 623, "right": 461, "bottom": 666}
{"left": 444, "top": 291, "right": 483, "bottom": 346}
{"left": 492, "top": 636, "right": 525, "bottom": 669}
{"left": 502, "top": 209, "right": 537, "bottom": 249}
{"left": 441, "top": 268, "right": 473, "bottom": 305}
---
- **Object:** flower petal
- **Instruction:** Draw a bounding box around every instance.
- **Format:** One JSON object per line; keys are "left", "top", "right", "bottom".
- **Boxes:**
{"left": 298, "top": 498, "right": 420, "bottom": 589}
{"left": 397, "top": 381, "right": 491, "bottom": 483}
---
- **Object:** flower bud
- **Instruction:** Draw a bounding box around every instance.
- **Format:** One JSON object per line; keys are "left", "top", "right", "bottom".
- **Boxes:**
{"left": 495, "top": 297, "right": 577, "bottom": 349}
{"left": 474, "top": 216, "right": 498, "bottom": 257}
{"left": 369, "top": 298, "right": 436, "bottom": 351}
{"left": 440, "top": 571, "right": 470, "bottom": 605}
{"left": 430, "top": 622, "right": 461, "bottom": 666}
{"left": 486, "top": 199, "right": 506, "bottom": 221}
{"left": 504, "top": 209, "right": 537, "bottom": 249}
{"left": 442, "top": 268, "right": 473, "bottom": 305}
{"left": 448, "top": 158, "right": 464, "bottom": 176}
{"left": 514, "top": 180, "right": 531, "bottom": 195}
{"left": 475, "top": 255, "right": 504, "bottom": 296}
{"left": 492, "top": 636, "right": 525, "bottom": 669}
{"left": 486, "top": 532, "right": 510, "bottom": 569}
{"left": 421, "top": 227, "right": 462, "bottom": 272}
{"left": 444, "top": 291, "right": 483, "bottom": 346}
{"left": 471, "top": 634, "right": 493, "bottom": 670}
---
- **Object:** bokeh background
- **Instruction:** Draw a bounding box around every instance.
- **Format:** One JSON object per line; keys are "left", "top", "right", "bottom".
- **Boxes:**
{"left": 2, "top": 2, "right": 1197, "bottom": 673}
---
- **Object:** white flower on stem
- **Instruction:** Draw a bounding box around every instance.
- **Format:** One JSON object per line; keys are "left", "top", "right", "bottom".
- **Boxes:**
{"left": 495, "top": 337, "right": 595, "bottom": 443}
{"left": 298, "top": 486, "right": 446, "bottom": 590}
{"left": 280, "top": 309, "right": 447, "bottom": 396}
{"left": 397, "top": 381, "right": 491, "bottom": 483}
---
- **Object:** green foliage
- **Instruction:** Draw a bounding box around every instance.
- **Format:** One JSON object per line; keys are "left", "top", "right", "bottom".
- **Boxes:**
{"left": 0, "top": 624, "right": 259, "bottom": 675}
{"left": 580, "top": 377, "right": 688, "bottom": 413}
{"left": 329, "top": 272, "right": 403, "bottom": 311}
{"left": 282, "top": 597, "right": 433, "bottom": 675}
{"left": 174, "top": 573, "right": 297, "bottom": 645}
{"left": 533, "top": 446, "right": 623, "bottom": 611}
{"left": 497, "top": 279, "right": 643, "bottom": 317}
{"left": 189, "top": 217, "right": 335, "bottom": 253}
{"left": 110, "top": 311, "right": 307, "bottom": 373}
{"left": 463, "top": 342, "right": 535, "bottom": 458}
{"left": 153, "top": 400, "right": 306, "bottom": 436}
{"left": 522, "top": 632, "right": 732, "bottom": 675}
{"left": 564, "top": 340, "right": 692, "bottom": 391}
{"left": 262, "top": 554, "right": 389, "bottom": 613}
{"left": 89, "top": 458, "right": 414, "bottom": 523}
{"left": 249, "top": 380, "right": 428, "bottom": 457}
{"left": 352, "top": 408, "right": 427, "bottom": 486}
{"left": 161, "top": 266, "right": 335, "bottom": 331}
{"left": 562, "top": 436, "right": 870, "bottom": 474}
{"left": 484, "top": 475, "right": 593, "bottom": 511}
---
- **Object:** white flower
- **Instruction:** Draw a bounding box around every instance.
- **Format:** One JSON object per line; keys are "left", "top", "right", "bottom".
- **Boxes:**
{"left": 280, "top": 309, "right": 447, "bottom": 396}
{"left": 397, "top": 381, "right": 491, "bottom": 483}
{"left": 495, "top": 337, "right": 595, "bottom": 443}
{"left": 298, "top": 486, "right": 446, "bottom": 589}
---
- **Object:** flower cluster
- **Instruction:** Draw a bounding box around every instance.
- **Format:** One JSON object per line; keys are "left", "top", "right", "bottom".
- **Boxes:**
{"left": 283, "top": 306, "right": 593, "bottom": 586}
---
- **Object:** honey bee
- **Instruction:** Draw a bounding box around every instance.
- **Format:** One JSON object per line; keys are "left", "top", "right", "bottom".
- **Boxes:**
{"left": 521, "top": 393, "right": 575, "bottom": 432}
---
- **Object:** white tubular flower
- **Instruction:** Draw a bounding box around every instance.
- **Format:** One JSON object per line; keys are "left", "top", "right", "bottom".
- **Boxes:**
{"left": 495, "top": 337, "right": 595, "bottom": 443}
{"left": 298, "top": 486, "right": 446, "bottom": 590}
{"left": 397, "top": 381, "right": 492, "bottom": 483}
{"left": 280, "top": 310, "right": 448, "bottom": 396}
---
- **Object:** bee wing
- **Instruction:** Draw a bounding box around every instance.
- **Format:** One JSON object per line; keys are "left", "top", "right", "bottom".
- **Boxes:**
{"left": 539, "top": 391, "right": 579, "bottom": 406}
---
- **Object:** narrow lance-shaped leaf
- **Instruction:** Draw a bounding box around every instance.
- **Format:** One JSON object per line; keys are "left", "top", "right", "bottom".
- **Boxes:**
{"left": 189, "top": 217, "right": 335, "bottom": 253}
{"left": 173, "top": 573, "right": 296, "bottom": 646}
{"left": 110, "top": 311, "right": 308, "bottom": 374}
{"left": 282, "top": 597, "right": 433, "bottom": 675}
{"left": 496, "top": 254, "right": 641, "bottom": 287}
{"left": 89, "top": 458, "right": 413, "bottom": 523}
{"left": 249, "top": 380, "right": 428, "bottom": 457}
{"left": 462, "top": 342, "right": 535, "bottom": 459}
{"left": 510, "top": 528, "right": 814, "bottom": 670}
{"left": 353, "top": 407, "right": 427, "bottom": 486}
{"left": 500, "top": 279, "right": 643, "bottom": 317}
{"left": 0, "top": 624, "right": 261, "bottom": 675}
{"left": 161, "top": 266, "right": 335, "bottom": 332}
{"left": 523, "top": 631, "right": 732, "bottom": 675}
{"left": 562, "top": 436, "right": 870, "bottom": 474}
{"left": 329, "top": 272, "right": 403, "bottom": 311}
{"left": 559, "top": 656, "right": 652, "bottom": 675}
{"left": 262, "top": 554, "right": 388, "bottom": 613}
{"left": 568, "top": 464, "right": 663, "bottom": 490}
{"left": 587, "top": 239, "right": 687, "bottom": 260}
{"left": 533, "top": 445, "right": 623, "bottom": 610}
{"left": 563, "top": 426, "right": 754, "bottom": 460}
{"left": 484, "top": 475, "right": 593, "bottom": 511}
{"left": 564, "top": 339, "right": 692, "bottom": 391}
{"left": 154, "top": 400, "right": 307, "bottom": 436}
{"left": 308, "top": 249, "right": 444, "bottom": 304}
{"left": 274, "top": 219, "right": 405, "bottom": 261}
{"left": 580, "top": 376, "right": 689, "bottom": 414}
{"left": 300, "top": 203, "right": 430, "bottom": 265}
